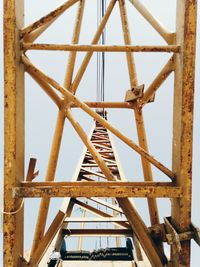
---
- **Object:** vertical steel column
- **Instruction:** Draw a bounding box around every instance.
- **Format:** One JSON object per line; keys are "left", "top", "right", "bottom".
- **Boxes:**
{"left": 4, "top": 0, "right": 24, "bottom": 266}
{"left": 172, "top": 0, "right": 197, "bottom": 266}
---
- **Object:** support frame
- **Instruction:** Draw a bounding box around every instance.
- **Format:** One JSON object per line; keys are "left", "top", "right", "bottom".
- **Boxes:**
{"left": 3, "top": 0, "right": 198, "bottom": 266}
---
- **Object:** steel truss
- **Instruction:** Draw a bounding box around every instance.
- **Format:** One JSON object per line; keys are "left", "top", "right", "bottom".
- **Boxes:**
{"left": 3, "top": 0, "right": 199, "bottom": 266}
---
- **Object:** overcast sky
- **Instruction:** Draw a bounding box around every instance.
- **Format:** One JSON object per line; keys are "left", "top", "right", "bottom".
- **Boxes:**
{"left": 0, "top": 0, "right": 200, "bottom": 265}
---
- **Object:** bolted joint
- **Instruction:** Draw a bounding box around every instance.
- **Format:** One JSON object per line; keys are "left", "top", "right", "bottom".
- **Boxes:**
{"left": 149, "top": 223, "right": 166, "bottom": 242}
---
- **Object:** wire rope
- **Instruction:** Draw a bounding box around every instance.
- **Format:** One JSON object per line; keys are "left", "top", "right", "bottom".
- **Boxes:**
{"left": 97, "top": 0, "right": 106, "bottom": 118}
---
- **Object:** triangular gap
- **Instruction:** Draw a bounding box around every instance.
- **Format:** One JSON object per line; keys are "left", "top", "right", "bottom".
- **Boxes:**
{"left": 23, "top": 0, "right": 80, "bottom": 43}
{"left": 25, "top": 65, "right": 62, "bottom": 107}
{"left": 27, "top": 2, "right": 79, "bottom": 44}
{"left": 125, "top": 0, "right": 175, "bottom": 44}
{"left": 24, "top": 0, "right": 69, "bottom": 27}
{"left": 117, "top": 0, "right": 138, "bottom": 92}
{"left": 135, "top": 53, "right": 173, "bottom": 98}
{"left": 24, "top": 0, "right": 74, "bottom": 26}
{"left": 55, "top": 111, "right": 92, "bottom": 182}
{"left": 26, "top": 51, "right": 72, "bottom": 89}
{"left": 96, "top": 0, "right": 131, "bottom": 104}
{"left": 72, "top": 53, "right": 97, "bottom": 101}
{"left": 103, "top": 1, "right": 125, "bottom": 45}
{"left": 133, "top": 0, "right": 176, "bottom": 33}
{"left": 103, "top": 0, "right": 131, "bottom": 103}
{"left": 77, "top": 0, "right": 103, "bottom": 45}
{"left": 125, "top": 0, "right": 167, "bottom": 45}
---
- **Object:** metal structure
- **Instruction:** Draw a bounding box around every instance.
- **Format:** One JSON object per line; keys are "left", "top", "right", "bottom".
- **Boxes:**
{"left": 3, "top": 0, "right": 200, "bottom": 266}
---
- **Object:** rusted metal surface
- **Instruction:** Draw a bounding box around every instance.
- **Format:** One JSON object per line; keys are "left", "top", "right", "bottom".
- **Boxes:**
{"left": 4, "top": 0, "right": 24, "bottom": 266}
{"left": 20, "top": 0, "right": 79, "bottom": 37}
{"left": 22, "top": 43, "right": 181, "bottom": 53}
{"left": 14, "top": 182, "right": 182, "bottom": 198}
{"left": 171, "top": 0, "right": 197, "bottom": 266}
{"left": 4, "top": 0, "right": 198, "bottom": 266}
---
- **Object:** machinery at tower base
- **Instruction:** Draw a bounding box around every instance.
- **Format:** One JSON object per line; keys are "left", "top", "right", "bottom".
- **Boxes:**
{"left": 48, "top": 238, "right": 134, "bottom": 266}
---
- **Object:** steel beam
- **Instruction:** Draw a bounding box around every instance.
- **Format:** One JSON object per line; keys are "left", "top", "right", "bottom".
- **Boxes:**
{"left": 22, "top": 43, "right": 180, "bottom": 53}
{"left": 4, "top": 1, "right": 24, "bottom": 266}
{"left": 171, "top": 0, "right": 197, "bottom": 266}
{"left": 14, "top": 181, "right": 182, "bottom": 198}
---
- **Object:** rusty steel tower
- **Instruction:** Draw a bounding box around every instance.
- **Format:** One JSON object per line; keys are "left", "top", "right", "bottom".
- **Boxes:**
{"left": 3, "top": 0, "right": 200, "bottom": 266}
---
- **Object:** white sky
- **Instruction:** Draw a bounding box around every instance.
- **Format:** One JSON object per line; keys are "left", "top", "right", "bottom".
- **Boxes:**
{"left": 0, "top": 0, "right": 200, "bottom": 266}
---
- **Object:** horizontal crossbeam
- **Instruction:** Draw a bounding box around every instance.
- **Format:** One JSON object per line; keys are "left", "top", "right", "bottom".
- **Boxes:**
{"left": 63, "top": 228, "right": 133, "bottom": 236}
{"left": 13, "top": 181, "right": 182, "bottom": 198}
{"left": 64, "top": 217, "right": 128, "bottom": 222}
{"left": 71, "top": 101, "right": 135, "bottom": 109}
{"left": 22, "top": 43, "right": 180, "bottom": 53}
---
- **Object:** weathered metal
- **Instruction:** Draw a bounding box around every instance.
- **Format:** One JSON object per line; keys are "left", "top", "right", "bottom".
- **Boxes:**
{"left": 172, "top": 0, "right": 197, "bottom": 266}
{"left": 4, "top": 1, "right": 24, "bottom": 266}
{"left": 14, "top": 182, "right": 182, "bottom": 198}
{"left": 4, "top": 0, "right": 198, "bottom": 266}
{"left": 22, "top": 43, "right": 180, "bottom": 53}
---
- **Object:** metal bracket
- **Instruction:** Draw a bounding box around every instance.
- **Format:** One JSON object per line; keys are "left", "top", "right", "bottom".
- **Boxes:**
{"left": 191, "top": 222, "right": 200, "bottom": 246}
{"left": 26, "top": 158, "right": 39, "bottom": 181}
{"left": 125, "top": 84, "right": 144, "bottom": 102}
{"left": 164, "top": 217, "right": 182, "bottom": 254}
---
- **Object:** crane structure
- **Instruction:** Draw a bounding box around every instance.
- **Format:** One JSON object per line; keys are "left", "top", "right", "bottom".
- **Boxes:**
{"left": 3, "top": 0, "right": 200, "bottom": 266}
